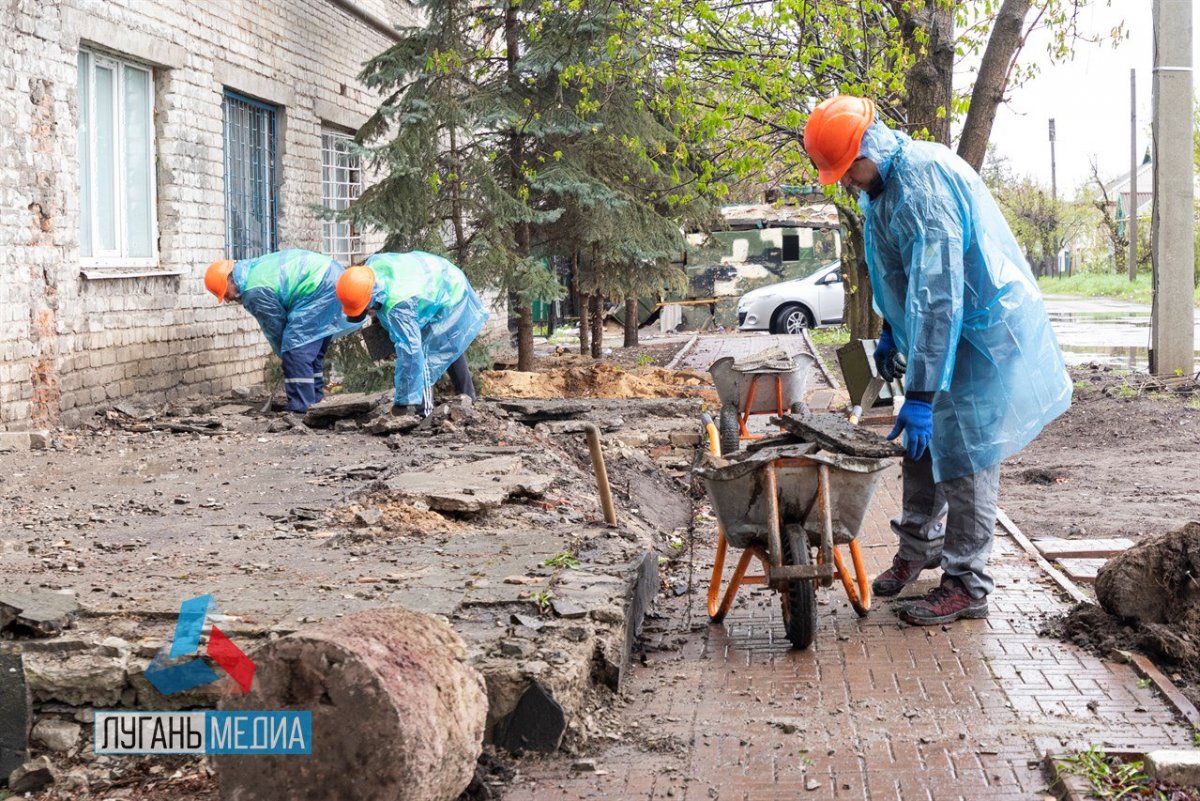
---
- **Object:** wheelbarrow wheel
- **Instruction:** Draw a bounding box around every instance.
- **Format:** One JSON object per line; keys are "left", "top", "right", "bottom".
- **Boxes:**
{"left": 718, "top": 402, "right": 741, "bottom": 456}
{"left": 780, "top": 524, "right": 817, "bottom": 650}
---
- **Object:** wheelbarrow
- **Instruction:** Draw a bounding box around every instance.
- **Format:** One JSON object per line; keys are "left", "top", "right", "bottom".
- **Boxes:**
{"left": 696, "top": 420, "right": 891, "bottom": 649}
{"left": 710, "top": 348, "right": 816, "bottom": 456}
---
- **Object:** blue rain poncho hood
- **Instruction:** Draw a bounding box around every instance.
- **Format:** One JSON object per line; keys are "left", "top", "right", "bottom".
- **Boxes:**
{"left": 861, "top": 125, "right": 1072, "bottom": 481}
{"left": 231, "top": 249, "right": 362, "bottom": 355}
{"left": 363, "top": 252, "right": 489, "bottom": 406}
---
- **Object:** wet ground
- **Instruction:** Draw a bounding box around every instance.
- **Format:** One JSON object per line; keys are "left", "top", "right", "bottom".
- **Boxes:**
{"left": 1044, "top": 295, "right": 1200, "bottom": 373}
{"left": 6, "top": 325, "right": 1199, "bottom": 800}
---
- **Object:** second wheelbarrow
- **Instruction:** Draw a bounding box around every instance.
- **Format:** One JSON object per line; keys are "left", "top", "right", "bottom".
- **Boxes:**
{"left": 696, "top": 431, "right": 892, "bottom": 649}
{"left": 709, "top": 348, "right": 816, "bottom": 456}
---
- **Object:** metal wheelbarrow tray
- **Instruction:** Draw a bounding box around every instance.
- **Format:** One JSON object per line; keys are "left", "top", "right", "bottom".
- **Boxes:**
{"left": 709, "top": 350, "right": 816, "bottom": 455}
{"left": 696, "top": 441, "right": 893, "bottom": 649}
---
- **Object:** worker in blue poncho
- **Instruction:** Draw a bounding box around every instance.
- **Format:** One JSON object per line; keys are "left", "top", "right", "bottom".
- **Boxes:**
{"left": 204, "top": 249, "right": 361, "bottom": 413}
{"left": 335, "top": 251, "right": 488, "bottom": 417}
{"left": 804, "top": 95, "right": 1072, "bottom": 625}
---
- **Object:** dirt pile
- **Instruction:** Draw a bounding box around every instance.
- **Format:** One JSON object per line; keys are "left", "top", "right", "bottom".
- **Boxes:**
{"left": 1055, "top": 522, "right": 1200, "bottom": 703}
{"left": 480, "top": 363, "right": 715, "bottom": 403}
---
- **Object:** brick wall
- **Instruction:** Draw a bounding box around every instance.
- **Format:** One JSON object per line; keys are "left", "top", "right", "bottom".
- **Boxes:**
{"left": 0, "top": 0, "right": 423, "bottom": 430}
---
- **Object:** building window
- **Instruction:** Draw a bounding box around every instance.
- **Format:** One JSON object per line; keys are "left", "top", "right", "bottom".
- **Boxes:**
{"left": 76, "top": 48, "right": 157, "bottom": 263}
{"left": 321, "top": 130, "right": 363, "bottom": 265}
{"left": 223, "top": 91, "right": 278, "bottom": 259}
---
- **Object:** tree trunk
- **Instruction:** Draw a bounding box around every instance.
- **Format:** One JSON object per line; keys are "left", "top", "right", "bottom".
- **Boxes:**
{"left": 623, "top": 295, "right": 638, "bottom": 347}
{"left": 578, "top": 293, "right": 591, "bottom": 355}
{"left": 898, "top": 2, "right": 956, "bottom": 145}
{"left": 956, "top": 0, "right": 1032, "bottom": 171}
{"left": 835, "top": 202, "right": 880, "bottom": 341}
{"left": 590, "top": 293, "right": 604, "bottom": 358}
{"left": 504, "top": 0, "right": 534, "bottom": 372}
{"left": 515, "top": 302, "right": 534, "bottom": 371}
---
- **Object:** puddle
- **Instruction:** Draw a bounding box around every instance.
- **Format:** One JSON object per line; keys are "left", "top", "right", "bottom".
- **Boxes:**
{"left": 1046, "top": 304, "right": 1200, "bottom": 373}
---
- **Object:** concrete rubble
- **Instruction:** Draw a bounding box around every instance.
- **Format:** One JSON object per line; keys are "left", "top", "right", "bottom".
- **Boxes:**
{"left": 0, "top": 382, "right": 710, "bottom": 795}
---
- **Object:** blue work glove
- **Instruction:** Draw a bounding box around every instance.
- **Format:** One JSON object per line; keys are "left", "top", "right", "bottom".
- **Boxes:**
{"left": 874, "top": 325, "right": 896, "bottom": 381}
{"left": 888, "top": 398, "right": 933, "bottom": 461}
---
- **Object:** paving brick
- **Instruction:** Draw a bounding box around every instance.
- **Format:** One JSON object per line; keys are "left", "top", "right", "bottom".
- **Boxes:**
{"left": 500, "top": 350, "right": 1190, "bottom": 799}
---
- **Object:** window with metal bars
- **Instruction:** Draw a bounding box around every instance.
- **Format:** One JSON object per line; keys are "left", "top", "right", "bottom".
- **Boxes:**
{"left": 321, "top": 130, "right": 363, "bottom": 265}
{"left": 223, "top": 91, "right": 278, "bottom": 259}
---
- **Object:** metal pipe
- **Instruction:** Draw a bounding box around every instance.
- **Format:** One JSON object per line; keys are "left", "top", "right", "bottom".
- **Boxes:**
{"left": 581, "top": 423, "right": 617, "bottom": 525}
{"left": 325, "top": 0, "right": 403, "bottom": 43}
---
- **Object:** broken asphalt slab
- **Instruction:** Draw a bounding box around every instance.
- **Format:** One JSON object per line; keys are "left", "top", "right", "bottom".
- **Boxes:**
{"left": 0, "top": 590, "right": 79, "bottom": 637}
{"left": 385, "top": 455, "right": 556, "bottom": 513}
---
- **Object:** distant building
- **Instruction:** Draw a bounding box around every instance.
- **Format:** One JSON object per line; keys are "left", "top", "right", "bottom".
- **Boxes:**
{"left": 1102, "top": 154, "right": 1154, "bottom": 239}
{"left": 1, "top": 1, "right": 420, "bottom": 430}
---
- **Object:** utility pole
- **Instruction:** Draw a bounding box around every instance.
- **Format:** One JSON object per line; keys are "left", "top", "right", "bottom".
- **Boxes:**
{"left": 1150, "top": 0, "right": 1195, "bottom": 376}
{"left": 1129, "top": 68, "right": 1138, "bottom": 281}
{"left": 1049, "top": 118, "right": 1059, "bottom": 276}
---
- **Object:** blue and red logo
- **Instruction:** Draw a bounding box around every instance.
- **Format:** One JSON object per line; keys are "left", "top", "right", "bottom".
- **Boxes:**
{"left": 144, "top": 595, "right": 256, "bottom": 695}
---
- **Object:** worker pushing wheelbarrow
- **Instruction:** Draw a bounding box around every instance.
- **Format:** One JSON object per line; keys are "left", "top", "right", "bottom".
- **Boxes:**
{"left": 697, "top": 412, "right": 902, "bottom": 649}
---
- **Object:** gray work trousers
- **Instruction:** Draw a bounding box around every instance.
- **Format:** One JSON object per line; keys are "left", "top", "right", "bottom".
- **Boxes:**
{"left": 892, "top": 454, "right": 1001, "bottom": 599}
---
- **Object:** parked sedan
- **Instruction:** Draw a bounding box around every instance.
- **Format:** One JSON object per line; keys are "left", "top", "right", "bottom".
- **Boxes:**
{"left": 736, "top": 261, "right": 845, "bottom": 334}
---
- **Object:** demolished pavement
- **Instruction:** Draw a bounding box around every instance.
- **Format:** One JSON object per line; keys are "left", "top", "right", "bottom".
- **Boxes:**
{"left": 0, "top": 376, "right": 715, "bottom": 797}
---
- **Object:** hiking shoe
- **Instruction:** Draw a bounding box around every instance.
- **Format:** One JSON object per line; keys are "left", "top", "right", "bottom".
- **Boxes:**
{"left": 900, "top": 575, "right": 988, "bottom": 625}
{"left": 872, "top": 553, "right": 941, "bottom": 597}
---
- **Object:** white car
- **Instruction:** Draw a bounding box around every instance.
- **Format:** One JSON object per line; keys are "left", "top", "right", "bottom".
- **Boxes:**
{"left": 736, "top": 261, "right": 845, "bottom": 334}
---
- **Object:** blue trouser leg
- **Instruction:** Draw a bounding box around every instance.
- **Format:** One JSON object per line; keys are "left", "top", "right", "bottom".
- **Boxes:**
{"left": 312, "top": 337, "right": 331, "bottom": 403}
{"left": 280, "top": 339, "right": 326, "bottom": 412}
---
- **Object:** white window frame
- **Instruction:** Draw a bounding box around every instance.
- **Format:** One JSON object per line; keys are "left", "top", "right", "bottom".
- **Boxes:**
{"left": 320, "top": 128, "right": 364, "bottom": 265}
{"left": 77, "top": 47, "right": 159, "bottom": 269}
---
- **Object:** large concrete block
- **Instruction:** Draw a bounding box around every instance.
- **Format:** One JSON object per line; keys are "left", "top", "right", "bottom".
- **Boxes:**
{"left": 216, "top": 608, "right": 487, "bottom": 801}
{"left": 1145, "top": 749, "right": 1200, "bottom": 786}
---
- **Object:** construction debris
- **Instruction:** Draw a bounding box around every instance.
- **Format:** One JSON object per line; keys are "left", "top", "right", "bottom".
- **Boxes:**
{"left": 385, "top": 456, "right": 555, "bottom": 513}
{"left": 302, "top": 392, "right": 389, "bottom": 427}
{"left": 0, "top": 590, "right": 79, "bottom": 637}
{"left": 771, "top": 412, "right": 905, "bottom": 458}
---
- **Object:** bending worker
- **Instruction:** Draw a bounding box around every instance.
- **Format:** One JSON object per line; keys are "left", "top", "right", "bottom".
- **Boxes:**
{"left": 204, "top": 249, "right": 360, "bottom": 413}
{"left": 804, "top": 95, "right": 1071, "bottom": 625}
{"left": 336, "top": 251, "right": 488, "bottom": 417}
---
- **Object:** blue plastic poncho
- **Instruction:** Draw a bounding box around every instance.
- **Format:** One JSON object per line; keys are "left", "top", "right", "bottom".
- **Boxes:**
{"left": 231, "top": 249, "right": 362, "bottom": 355}
{"left": 857, "top": 121, "right": 1072, "bottom": 482}
{"left": 363, "top": 252, "right": 489, "bottom": 406}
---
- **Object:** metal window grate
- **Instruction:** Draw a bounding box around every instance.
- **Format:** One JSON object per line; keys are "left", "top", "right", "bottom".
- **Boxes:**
{"left": 223, "top": 91, "right": 278, "bottom": 259}
{"left": 321, "top": 131, "right": 363, "bottom": 265}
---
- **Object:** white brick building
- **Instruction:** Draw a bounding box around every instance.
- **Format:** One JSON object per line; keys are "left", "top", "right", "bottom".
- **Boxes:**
{"left": 0, "top": 0, "right": 422, "bottom": 430}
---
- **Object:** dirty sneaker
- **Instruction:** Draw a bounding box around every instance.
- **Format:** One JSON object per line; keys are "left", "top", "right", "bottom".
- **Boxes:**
{"left": 872, "top": 553, "right": 941, "bottom": 597}
{"left": 900, "top": 575, "right": 988, "bottom": 625}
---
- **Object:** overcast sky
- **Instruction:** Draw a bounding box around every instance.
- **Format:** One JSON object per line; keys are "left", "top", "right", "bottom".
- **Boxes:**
{"left": 976, "top": 1, "right": 1198, "bottom": 196}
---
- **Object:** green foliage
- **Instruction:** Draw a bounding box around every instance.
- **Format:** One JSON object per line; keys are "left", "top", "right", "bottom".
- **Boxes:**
{"left": 1058, "top": 747, "right": 1152, "bottom": 800}
{"left": 351, "top": 0, "right": 722, "bottom": 366}
{"left": 327, "top": 335, "right": 394, "bottom": 394}
{"left": 1037, "top": 274, "right": 1200, "bottom": 307}
{"left": 543, "top": 551, "right": 581, "bottom": 568}
{"left": 808, "top": 325, "right": 851, "bottom": 348}
{"left": 635, "top": 354, "right": 654, "bottom": 366}
{"left": 530, "top": 590, "right": 554, "bottom": 613}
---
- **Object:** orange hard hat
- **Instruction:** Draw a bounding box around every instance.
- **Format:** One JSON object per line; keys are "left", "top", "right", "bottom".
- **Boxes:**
{"left": 204, "top": 259, "right": 236, "bottom": 302}
{"left": 803, "top": 95, "right": 875, "bottom": 185}
{"left": 337, "top": 265, "right": 377, "bottom": 321}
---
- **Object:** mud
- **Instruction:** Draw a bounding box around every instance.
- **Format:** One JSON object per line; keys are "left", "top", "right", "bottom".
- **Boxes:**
{"left": 1053, "top": 523, "right": 1200, "bottom": 707}
{"left": 1000, "top": 366, "right": 1200, "bottom": 541}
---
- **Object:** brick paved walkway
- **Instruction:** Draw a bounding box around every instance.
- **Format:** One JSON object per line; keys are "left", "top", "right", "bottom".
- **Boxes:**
{"left": 504, "top": 468, "right": 1193, "bottom": 800}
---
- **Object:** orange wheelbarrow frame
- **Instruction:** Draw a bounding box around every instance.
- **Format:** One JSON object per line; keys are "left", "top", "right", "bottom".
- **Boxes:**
{"left": 702, "top": 421, "right": 872, "bottom": 624}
